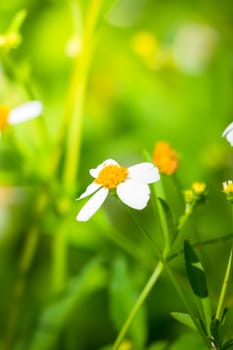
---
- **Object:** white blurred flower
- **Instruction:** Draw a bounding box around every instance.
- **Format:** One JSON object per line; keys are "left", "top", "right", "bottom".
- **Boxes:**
{"left": 222, "top": 122, "right": 233, "bottom": 146}
{"left": 76, "top": 159, "right": 160, "bottom": 222}
{"left": 172, "top": 22, "right": 218, "bottom": 74}
{"left": 0, "top": 101, "right": 43, "bottom": 130}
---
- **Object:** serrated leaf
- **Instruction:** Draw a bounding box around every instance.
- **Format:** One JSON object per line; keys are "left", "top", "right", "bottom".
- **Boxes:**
{"left": 184, "top": 240, "right": 212, "bottom": 336}
{"left": 171, "top": 312, "right": 197, "bottom": 331}
{"left": 28, "top": 259, "right": 107, "bottom": 350}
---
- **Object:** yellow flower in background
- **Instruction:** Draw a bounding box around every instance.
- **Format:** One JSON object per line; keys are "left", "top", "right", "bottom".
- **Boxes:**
{"left": 76, "top": 159, "right": 160, "bottom": 221}
{"left": 192, "top": 182, "right": 207, "bottom": 196}
{"left": 131, "top": 31, "right": 172, "bottom": 70}
{"left": 183, "top": 181, "right": 207, "bottom": 213}
{"left": 223, "top": 181, "right": 233, "bottom": 193}
{"left": 153, "top": 141, "right": 179, "bottom": 175}
{"left": 0, "top": 101, "right": 43, "bottom": 131}
{"left": 223, "top": 181, "right": 233, "bottom": 203}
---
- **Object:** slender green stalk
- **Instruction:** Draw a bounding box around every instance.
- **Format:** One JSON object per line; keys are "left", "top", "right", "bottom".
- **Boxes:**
{"left": 164, "top": 262, "right": 210, "bottom": 347}
{"left": 112, "top": 260, "right": 164, "bottom": 350}
{"left": 152, "top": 181, "right": 170, "bottom": 254}
{"left": 63, "top": 0, "right": 103, "bottom": 188}
{"left": 127, "top": 207, "right": 161, "bottom": 259}
{"left": 215, "top": 249, "right": 232, "bottom": 321}
{"left": 113, "top": 179, "right": 199, "bottom": 349}
{"left": 51, "top": 0, "right": 104, "bottom": 292}
{"left": 4, "top": 192, "right": 47, "bottom": 350}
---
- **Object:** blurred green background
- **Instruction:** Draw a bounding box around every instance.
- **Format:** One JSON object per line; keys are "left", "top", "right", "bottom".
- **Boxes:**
{"left": 1, "top": 0, "right": 233, "bottom": 349}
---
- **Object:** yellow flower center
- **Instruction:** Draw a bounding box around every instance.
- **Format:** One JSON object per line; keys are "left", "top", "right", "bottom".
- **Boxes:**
{"left": 223, "top": 181, "right": 233, "bottom": 193}
{"left": 0, "top": 105, "right": 10, "bottom": 130}
{"left": 95, "top": 164, "right": 128, "bottom": 189}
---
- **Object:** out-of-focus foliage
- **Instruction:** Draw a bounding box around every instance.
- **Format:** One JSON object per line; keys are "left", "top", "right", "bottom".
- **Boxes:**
{"left": 1, "top": 0, "right": 233, "bottom": 349}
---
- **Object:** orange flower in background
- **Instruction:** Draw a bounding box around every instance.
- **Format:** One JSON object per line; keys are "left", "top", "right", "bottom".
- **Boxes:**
{"left": 153, "top": 141, "right": 179, "bottom": 175}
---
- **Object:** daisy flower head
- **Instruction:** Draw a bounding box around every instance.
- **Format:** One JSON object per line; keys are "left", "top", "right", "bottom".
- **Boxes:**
{"left": 0, "top": 101, "right": 43, "bottom": 131}
{"left": 222, "top": 121, "right": 233, "bottom": 146}
{"left": 76, "top": 159, "right": 160, "bottom": 222}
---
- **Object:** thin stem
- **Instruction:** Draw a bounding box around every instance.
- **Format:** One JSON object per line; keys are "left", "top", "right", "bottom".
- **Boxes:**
{"left": 127, "top": 207, "right": 161, "bottom": 260}
{"left": 163, "top": 262, "right": 210, "bottom": 347}
{"left": 152, "top": 181, "right": 170, "bottom": 254}
{"left": 4, "top": 191, "right": 47, "bottom": 350}
{"left": 171, "top": 205, "right": 193, "bottom": 247}
{"left": 51, "top": 0, "right": 103, "bottom": 292}
{"left": 215, "top": 249, "right": 232, "bottom": 321}
{"left": 112, "top": 260, "right": 164, "bottom": 350}
{"left": 63, "top": 0, "right": 103, "bottom": 189}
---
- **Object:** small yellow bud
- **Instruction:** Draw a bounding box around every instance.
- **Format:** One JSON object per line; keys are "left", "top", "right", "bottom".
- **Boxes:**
{"left": 192, "top": 182, "right": 207, "bottom": 195}
{"left": 222, "top": 180, "right": 233, "bottom": 203}
{"left": 184, "top": 189, "right": 194, "bottom": 203}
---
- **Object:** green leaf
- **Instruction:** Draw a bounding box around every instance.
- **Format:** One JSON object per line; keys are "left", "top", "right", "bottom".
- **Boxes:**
{"left": 28, "top": 259, "right": 107, "bottom": 350}
{"left": 109, "top": 256, "right": 147, "bottom": 348}
{"left": 184, "top": 240, "right": 212, "bottom": 336}
{"left": 215, "top": 249, "right": 233, "bottom": 322}
{"left": 171, "top": 312, "right": 197, "bottom": 331}
{"left": 7, "top": 9, "right": 27, "bottom": 34}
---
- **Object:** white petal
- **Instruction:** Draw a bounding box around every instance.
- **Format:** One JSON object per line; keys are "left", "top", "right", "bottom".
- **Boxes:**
{"left": 222, "top": 122, "right": 233, "bottom": 137}
{"left": 116, "top": 179, "right": 150, "bottom": 210}
{"left": 77, "top": 182, "right": 102, "bottom": 200}
{"left": 128, "top": 162, "right": 160, "bottom": 183}
{"left": 76, "top": 187, "right": 109, "bottom": 221}
{"left": 89, "top": 159, "right": 119, "bottom": 178}
{"left": 222, "top": 122, "right": 233, "bottom": 146}
{"left": 8, "top": 101, "right": 43, "bottom": 125}
{"left": 226, "top": 132, "right": 233, "bottom": 146}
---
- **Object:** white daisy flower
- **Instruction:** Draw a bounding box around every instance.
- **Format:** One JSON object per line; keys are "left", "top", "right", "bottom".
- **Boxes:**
{"left": 222, "top": 121, "right": 233, "bottom": 146}
{"left": 0, "top": 101, "right": 43, "bottom": 130}
{"left": 76, "top": 159, "right": 160, "bottom": 222}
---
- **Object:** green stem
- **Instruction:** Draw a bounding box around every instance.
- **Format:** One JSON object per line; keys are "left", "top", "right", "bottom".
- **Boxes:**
{"left": 63, "top": 0, "right": 103, "bottom": 189}
{"left": 164, "top": 262, "right": 210, "bottom": 346}
{"left": 127, "top": 207, "right": 161, "bottom": 259}
{"left": 112, "top": 260, "right": 164, "bottom": 350}
{"left": 171, "top": 205, "right": 193, "bottom": 247}
{"left": 152, "top": 180, "right": 170, "bottom": 254}
{"left": 51, "top": 0, "right": 103, "bottom": 292}
{"left": 113, "top": 182, "right": 198, "bottom": 349}
{"left": 215, "top": 249, "right": 232, "bottom": 321}
{"left": 4, "top": 192, "right": 47, "bottom": 350}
